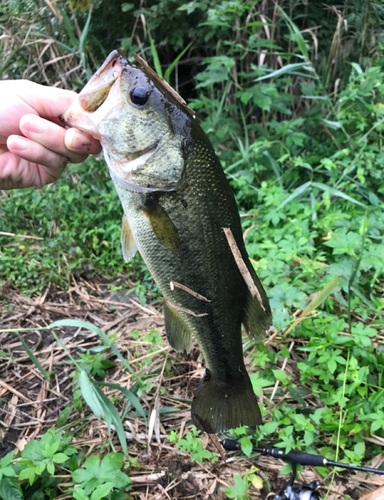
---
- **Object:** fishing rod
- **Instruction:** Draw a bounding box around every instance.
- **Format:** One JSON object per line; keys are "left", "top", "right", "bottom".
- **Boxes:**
{"left": 222, "top": 438, "right": 384, "bottom": 500}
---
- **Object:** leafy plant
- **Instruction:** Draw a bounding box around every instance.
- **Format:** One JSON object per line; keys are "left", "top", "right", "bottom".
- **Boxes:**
{"left": 18, "top": 430, "right": 73, "bottom": 485}
{"left": 168, "top": 429, "right": 218, "bottom": 464}
{"left": 71, "top": 453, "right": 131, "bottom": 499}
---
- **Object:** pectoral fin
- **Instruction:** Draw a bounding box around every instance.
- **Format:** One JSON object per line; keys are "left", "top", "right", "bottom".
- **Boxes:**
{"left": 121, "top": 214, "right": 137, "bottom": 262}
{"left": 242, "top": 263, "right": 272, "bottom": 340}
{"left": 164, "top": 301, "right": 192, "bottom": 353}
{"left": 142, "top": 197, "right": 180, "bottom": 252}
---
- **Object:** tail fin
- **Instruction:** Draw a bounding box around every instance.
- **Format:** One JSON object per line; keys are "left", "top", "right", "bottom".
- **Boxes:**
{"left": 191, "top": 369, "right": 262, "bottom": 434}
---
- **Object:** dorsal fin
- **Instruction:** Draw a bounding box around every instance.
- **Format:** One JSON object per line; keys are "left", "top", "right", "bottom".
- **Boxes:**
{"left": 242, "top": 263, "right": 272, "bottom": 341}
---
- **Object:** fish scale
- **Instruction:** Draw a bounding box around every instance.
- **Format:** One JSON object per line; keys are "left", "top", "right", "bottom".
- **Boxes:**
{"left": 61, "top": 50, "right": 272, "bottom": 434}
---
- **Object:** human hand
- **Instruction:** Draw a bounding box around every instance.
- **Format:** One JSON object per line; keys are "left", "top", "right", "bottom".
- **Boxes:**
{"left": 0, "top": 80, "right": 101, "bottom": 190}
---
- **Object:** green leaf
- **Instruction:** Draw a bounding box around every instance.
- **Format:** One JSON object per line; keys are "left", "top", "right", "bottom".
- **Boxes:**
{"left": 225, "top": 474, "right": 249, "bottom": 499}
{"left": 255, "top": 63, "right": 313, "bottom": 82}
{"left": 72, "top": 467, "right": 94, "bottom": 484}
{"left": 311, "top": 182, "right": 366, "bottom": 207}
{"left": 239, "top": 436, "right": 253, "bottom": 457}
{"left": 100, "top": 382, "right": 145, "bottom": 422}
{"left": 0, "top": 451, "right": 15, "bottom": 469}
{"left": 18, "top": 466, "right": 36, "bottom": 485}
{"left": 79, "top": 371, "right": 104, "bottom": 418}
{"left": 50, "top": 320, "right": 139, "bottom": 380}
{"left": 100, "top": 453, "right": 123, "bottom": 473}
{"left": 351, "top": 62, "right": 363, "bottom": 74}
{"left": 371, "top": 420, "right": 383, "bottom": 432}
{"left": 321, "top": 119, "right": 342, "bottom": 130}
{"left": 261, "top": 421, "right": 279, "bottom": 434}
{"left": 164, "top": 42, "right": 193, "bottom": 83}
{"left": 90, "top": 482, "right": 113, "bottom": 500}
{"left": 277, "top": 182, "right": 311, "bottom": 210}
{"left": 0, "top": 477, "right": 23, "bottom": 500}
{"left": 53, "top": 453, "right": 70, "bottom": 464}
{"left": 276, "top": 4, "right": 309, "bottom": 58}
{"left": 147, "top": 29, "right": 163, "bottom": 78}
{"left": 0, "top": 467, "right": 15, "bottom": 478}
{"left": 47, "top": 462, "right": 55, "bottom": 476}
{"left": 91, "top": 385, "right": 128, "bottom": 456}
{"left": 57, "top": 406, "right": 73, "bottom": 428}
{"left": 15, "top": 331, "right": 49, "bottom": 378}
{"left": 121, "top": 3, "right": 134, "bottom": 12}
{"left": 72, "top": 488, "right": 89, "bottom": 500}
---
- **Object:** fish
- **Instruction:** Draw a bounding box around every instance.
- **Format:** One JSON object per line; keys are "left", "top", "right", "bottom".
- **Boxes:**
{"left": 61, "top": 50, "right": 272, "bottom": 434}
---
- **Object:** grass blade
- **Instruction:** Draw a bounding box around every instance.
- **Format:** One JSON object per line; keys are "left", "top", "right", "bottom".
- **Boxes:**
{"left": 164, "top": 41, "right": 193, "bottom": 83}
{"left": 276, "top": 4, "right": 309, "bottom": 59}
{"left": 254, "top": 62, "right": 313, "bottom": 82}
{"left": 79, "top": 370, "right": 104, "bottom": 418}
{"left": 277, "top": 181, "right": 311, "bottom": 210}
{"left": 92, "top": 383, "right": 128, "bottom": 455}
{"left": 49, "top": 319, "right": 142, "bottom": 383}
{"left": 58, "top": 7, "right": 79, "bottom": 50}
{"left": 148, "top": 29, "right": 163, "bottom": 78}
{"left": 284, "top": 276, "right": 340, "bottom": 336}
{"left": 100, "top": 382, "right": 146, "bottom": 422}
{"left": 16, "top": 332, "right": 49, "bottom": 379}
{"left": 311, "top": 182, "right": 367, "bottom": 208}
{"left": 300, "top": 276, "right": 340, "bottom": 317}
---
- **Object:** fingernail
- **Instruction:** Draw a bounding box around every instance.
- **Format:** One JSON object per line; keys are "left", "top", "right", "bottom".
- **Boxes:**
{"left": 24, "top": 116, "right": 47, "bottom": 134}
{"left": 68, "top": 134, "right": 92, "bottom": 152}
{"left": 9, "top": 137, "right": 30, "bottom": 151}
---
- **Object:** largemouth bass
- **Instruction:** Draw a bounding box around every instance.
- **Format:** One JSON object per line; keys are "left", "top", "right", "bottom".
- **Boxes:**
{"left": 61, "top": 51, "right": 272, "bottom": 434}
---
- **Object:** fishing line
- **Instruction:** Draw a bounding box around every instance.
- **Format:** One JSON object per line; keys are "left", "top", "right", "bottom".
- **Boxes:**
{"left": 221, "top": 438, "right": 384, "bottom": 500}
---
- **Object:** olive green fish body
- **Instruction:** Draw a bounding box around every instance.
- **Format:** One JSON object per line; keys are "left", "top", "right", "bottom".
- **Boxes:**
{"left": 61, "top": 51, "right": 272, "bottom": 433}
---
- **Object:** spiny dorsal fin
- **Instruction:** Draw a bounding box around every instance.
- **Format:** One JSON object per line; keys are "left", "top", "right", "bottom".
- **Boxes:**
{"left": 121, "top": 214, "right": 137, "bottom": 262}
{"left": 164, "top": 300, "right": 192, "bottom": 353}
{"left": 141, "top": 197, "right": 180, "bottom": 252}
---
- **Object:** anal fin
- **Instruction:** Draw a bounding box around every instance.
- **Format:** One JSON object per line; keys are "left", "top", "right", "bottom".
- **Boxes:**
{"left": 121, "top": 214, "right": 137, "bottom": 262}
{"left": 164, "top": 301, "right": 192, "bottom": 353}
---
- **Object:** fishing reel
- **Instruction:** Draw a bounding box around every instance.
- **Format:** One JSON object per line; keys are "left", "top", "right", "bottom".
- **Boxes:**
{"left": 221, "top": 438, "right": 384, "bottom": 499}
{"left": 271, "top": 454, "right": 320, "bottom": 500}
{"left": 274, "top": 480, "right": 320, "bottom": 500}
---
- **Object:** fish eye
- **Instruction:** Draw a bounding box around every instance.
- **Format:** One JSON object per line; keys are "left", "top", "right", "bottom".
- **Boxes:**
{"left": 130, "top": 86, "right": 149, "bottom": 106}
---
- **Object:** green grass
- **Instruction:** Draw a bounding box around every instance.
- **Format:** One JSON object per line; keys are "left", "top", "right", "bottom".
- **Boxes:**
{"left": 0, "top": 158, "right": 153, "bottom": 295}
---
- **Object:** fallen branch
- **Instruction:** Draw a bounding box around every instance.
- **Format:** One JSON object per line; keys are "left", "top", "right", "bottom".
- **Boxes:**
{"left": 223, "top": 227, "right": 265, "bottom": 311}
{"left": 169, "top": 281, "right": 211, "bottom": 303}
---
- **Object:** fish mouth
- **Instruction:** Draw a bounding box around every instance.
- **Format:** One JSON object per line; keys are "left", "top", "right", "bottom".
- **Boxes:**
{"left": 59, "top": 50, "right": 126, "bottom": 137}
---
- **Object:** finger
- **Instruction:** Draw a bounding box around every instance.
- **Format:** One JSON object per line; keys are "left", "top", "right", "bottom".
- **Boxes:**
{"left": 19, "top": 114, "right": 87, "bottom": 164}
{"left": 6, "top": 134, "right": 77, "bottom": 187}
{"left": 17, "top": 80, "right": 78, "bottom": 119}
{"left": 0, "top": 150, "right": 50, "bottom": 190}
{"left": 65, "top": 128, "right": 102, "bottom": 155}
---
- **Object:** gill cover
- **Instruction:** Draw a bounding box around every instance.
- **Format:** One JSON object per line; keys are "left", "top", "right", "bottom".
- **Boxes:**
{"left": 61, "top": 50, "right": 190, "bottom": 192}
